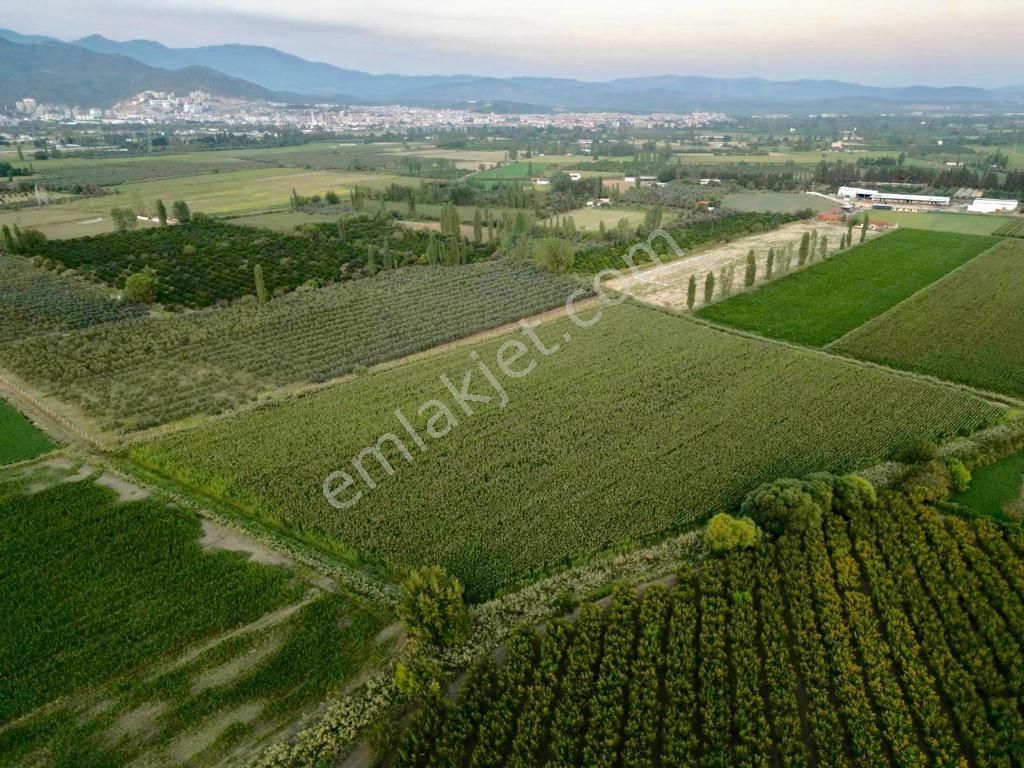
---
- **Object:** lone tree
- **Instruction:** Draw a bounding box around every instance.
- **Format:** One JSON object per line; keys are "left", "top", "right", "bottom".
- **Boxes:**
{"left": 687, "top": 274, "right": 697, "bottom": 309}
{"left": 766, "top": 247, "right": 775, "bottom": 279}
{"left": 155, "top": 199, "right": 168, "bottom": 226}
{"left": 860, "top": 215, "right": 869, "bottom": 243}
{"left": 124, "top": 271, "right": 157, "bottom": 304}
{"left": 703, "top": 271, "right": 716, "bottom": 305}
{"left": 1, "top": 224, "right": 15, "bottom": 254}
{"left": 171, "top": 200, "right": 191, "bottom": 224}
{"left": 819, "top": 236, "right": 828, "bottom": 260}
{"left": 744, "top": 249, "right": 757, "bottom": 287}
{"left": 534, "top": 238, "right": 574, "bottom": 274}
{"left": 110, "top": 207, "right": 137, "bottom": 232}
{"left": 473, "top": 208, "right": 483, "bottom": 243}
{"left": 398, "top": 566, "right": 470, "bottom": 647}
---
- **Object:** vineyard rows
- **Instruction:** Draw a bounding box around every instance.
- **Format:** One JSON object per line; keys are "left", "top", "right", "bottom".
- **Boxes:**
{"left": 133, "top": 303, "right": 1000, "bottom": 599}
{"left": 397, "top": 480, "right": 1024, "bottom": 767}
{"left": 993, "top": 217, "right": 1024, "bottom": 238}
{"left": 2, "top": 260, "right": 582, "bottom": 432}
{"left": 834, "top": 238, "right": 1024, "bottom": 400}
{"left": 37, "top": 215, "right": 491, "bottom": 308}
{"left": 0, "top": 255, "right": 147, "bottom": 343}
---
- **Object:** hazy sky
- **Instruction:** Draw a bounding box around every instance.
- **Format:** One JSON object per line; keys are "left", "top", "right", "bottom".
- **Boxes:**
{"left": 4, "top": 0, "right": 1022, "bottom": 86}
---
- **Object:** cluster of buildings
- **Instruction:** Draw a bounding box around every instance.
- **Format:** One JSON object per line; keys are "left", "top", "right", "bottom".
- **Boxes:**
{"left": 837, "top": 185, "right": 1018, "bottom": 214}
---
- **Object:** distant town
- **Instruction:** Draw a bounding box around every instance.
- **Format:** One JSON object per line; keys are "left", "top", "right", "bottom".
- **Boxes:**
{"left": 1, "top": 91, "right": 727, "bottom": 133}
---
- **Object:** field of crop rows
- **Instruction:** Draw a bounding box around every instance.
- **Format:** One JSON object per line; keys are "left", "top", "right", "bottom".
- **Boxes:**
{"left": 132, "top": 303, "right": 1001, "bottom": 600}
{"left": 38, "top": 215, "right": 486, "bottom": 308}
{"left": 0, "top": 255, "right": 147, "bottom": 342}
{"left": 833, "top": 238, "right": 1024, "bottom": 400}
{"left": 398, "top": 488, "right": 1024, "bottom": 767}
{"left": 993, "top": 217, "right": 1024, "bottom": 238}
{"left": 0, "top": 398, "right": 54, "bottom": 465}
{"left": 2, "top": 260, "right": 582, "bottom": 432}
{"left": 698, "top": 229, "right": 999, "bottom": 346}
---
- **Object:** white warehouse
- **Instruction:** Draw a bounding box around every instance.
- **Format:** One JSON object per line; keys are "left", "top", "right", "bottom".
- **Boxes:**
{"left": 966, "top": 198, "right": 1020, "bottom": 214}
{"left": 837, "top": 186, "right": 950, "bottom": 207}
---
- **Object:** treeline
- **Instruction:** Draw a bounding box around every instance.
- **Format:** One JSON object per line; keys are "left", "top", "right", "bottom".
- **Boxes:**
{"left": 814, "top": 159, "right": 1024, "bottom": 198}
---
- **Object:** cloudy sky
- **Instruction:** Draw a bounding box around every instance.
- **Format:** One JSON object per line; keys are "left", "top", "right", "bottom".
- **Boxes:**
{"left": 4, "top": 0, "right": 1022, "bottom": 86}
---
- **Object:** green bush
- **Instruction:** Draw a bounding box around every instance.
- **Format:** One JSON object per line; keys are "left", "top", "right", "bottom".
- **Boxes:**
{"left": 398, "top": 566, "right": 469, "bottom": 647}
{"left": 705, "top": 513, "right": 760, "bottom": 553}
{"left": 124, "top": 271, "right": 157, "bottom": 304}
{"left": 740, "top": 478, "right": 823, "bottom": 536}
{"left": 946, "top": 458, "right": 972, "bottom": 493}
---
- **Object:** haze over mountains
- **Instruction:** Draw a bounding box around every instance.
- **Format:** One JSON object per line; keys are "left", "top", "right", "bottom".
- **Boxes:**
{"left": 2, "top": 28, "right": 1022, "bottom": 112}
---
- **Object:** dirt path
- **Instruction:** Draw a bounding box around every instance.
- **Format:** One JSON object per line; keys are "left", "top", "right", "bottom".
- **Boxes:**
{"left": 606, "top": 220, "right": 875, "bottom": 312}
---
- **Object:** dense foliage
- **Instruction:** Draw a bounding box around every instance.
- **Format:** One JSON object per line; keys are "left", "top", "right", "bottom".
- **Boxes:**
{"left": 3, "top": 260, "right": 581, "bottom": 432}
{"left": 132, "top": 303, "right": 1000, "bottom": 600}
{"left": 834, "top": 238, "right": 1024, "bottom": 399}
{"left": 397, "top": 471, "right": 1024, "bottom": 767}
{"left": 0, "top": 255, "right": 147, "bottom": 342}
{"left": 35, "top": 215, "right": 492, "bottom": 308}
{"left": 0, "top": 477, "right": 302, "bottom": 724}
{"left": 699, "top": 229, "right": 998, "bottom": 346}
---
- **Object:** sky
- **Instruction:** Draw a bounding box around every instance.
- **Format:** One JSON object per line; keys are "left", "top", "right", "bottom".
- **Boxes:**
{"left": 3, "top": 0, "right": 1023, "bottom": 86}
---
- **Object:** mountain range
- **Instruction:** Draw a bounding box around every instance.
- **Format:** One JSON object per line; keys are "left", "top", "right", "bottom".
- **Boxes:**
{"left": 1, "top": 28, "right": 1022, "bottom": 112}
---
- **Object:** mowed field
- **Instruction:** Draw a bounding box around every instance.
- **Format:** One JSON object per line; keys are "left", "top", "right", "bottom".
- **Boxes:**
{"left": 543, "top": 206, "right": 647, "bottom": 231}
{"left": 0, "top": 398, "right": 54, "bottom": 464}
{"left": 0, "top": 466, "right": 388, "bottom": 767}
{"left": 698, "top": 229, "right": 999, "bottom": 346}
{"left": 723, "top": 191, "right": 836, "bottom": 214}
{"left": 0, "top": 167, "right": 418, "bottom": 238}
{"left": 833, "top": 238, "right": 1024, "bottom": 400}
{"left": 856, "top": 210, "right": 1017, "bottom": 236}
{"left": 132, "top": 302, "right": 1001, "bottom": 600}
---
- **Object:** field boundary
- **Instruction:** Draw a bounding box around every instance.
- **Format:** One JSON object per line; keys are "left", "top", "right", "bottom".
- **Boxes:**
{"left": 822, "top": 238, "right": 1005, "bottom": 352}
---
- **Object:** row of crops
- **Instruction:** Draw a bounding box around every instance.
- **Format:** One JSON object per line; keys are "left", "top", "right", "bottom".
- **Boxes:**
{"left": 0, "top": 475, "right": 303, "bottom": 725}
{"left": 993, "top": 217, "right": 1024, "bottom": 238}
{"left": 132, "top": 303, "right": 1001, "bottom": 600}
{"left": 398, "top": 482, "right": 1024, "bottom": 767}
{"left": 698, "top": 229, "right": 999, "bottom": 347}
{"left": 36, "top": 215, "right": 492, "bottom": 308}
{"left": 0, "top": 255, "right": 147, "bottom": 342}
{"left": 2, "top": 260, "right": 583, "bottom": 432}
{"left": 834, "top": 238, "right": 1024, "bottom": 401}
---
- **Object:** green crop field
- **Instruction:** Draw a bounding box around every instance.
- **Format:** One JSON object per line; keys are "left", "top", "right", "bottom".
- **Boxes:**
{"left": 993, "top": 217, "right": 1024, "bottom": 237}
{"left": 4, "top": 260, "right": 582, "bottom": 432}
{"left": 0, "top": 399, "right": 55, "bottom": 464}
{"left": 0, "top": 470, "right": 388, "bottom": 767}
{"left": 723, "top": 191, "right": 835, "bottom": 214}
{"left": 698, "top": 230, "right": 998, "bottom": 347}
{"left": 0, "top": 475, "right": 302, "bottom": 724}
{"left": 833, "top": 238, "right": 1024, "bottom": 400}
{"left": 132, "top": 303, "right": 1000, "bottom": 600}
{"left": 951, "top": 450, "right": 1024, "bottom": 521}
{"left": 469, "top": 161, "right": 545, "bottom": 181}
{"left": 542, "top": 206, "right": 647, "bottom": 231}
{"left": 398, "top": 486, "right": 1024, "bottom": 768}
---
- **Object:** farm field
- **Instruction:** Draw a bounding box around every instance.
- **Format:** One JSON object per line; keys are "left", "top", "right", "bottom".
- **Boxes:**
{"left": 723, "top": 190, "right": 835, "bottom": 213}
{"left": 31, "top": 152, "right": 257, "bottom": 188}
{"left": 2, "top": 260, "right": 582, "bottom": 432}
{"left": 0, "top": 255, "right": 147, "bottom": 342}
{"left": 833, "top": 238, "right": 1024, "bottom": 400}
{"left": 698, "top": 229, "right": 998, "bottom": 346}
{"left": 400, "top": 486, "right": 1024, "bottom": 768}
{"left": 993, "top": 217, "right": 1024, "bottom": 237}
{"left": 857, "top": 209, "right": 1017, "bottom": 236}
{"left": 542, "top": 206, "right": 646, "bottom": 231}
{"left": 131, "top": 302, "right": 1001, "bottom": 600}
{"left": 0, "top": 465, "right": 389, "bottom": 767}
{"left": 952, "top": 450, "right": 1024, "bottom": 521}
{"left": 0, "top": 398, "right": 54, "bottom": 464}
{"left": 469, "top": 161, "right": 545, "bottom": 181}
{"left": 605, "top": 219, "right": 859, "bottom": 310}
{"left": 0, "top": 203, "right": 161, "bottom": 240}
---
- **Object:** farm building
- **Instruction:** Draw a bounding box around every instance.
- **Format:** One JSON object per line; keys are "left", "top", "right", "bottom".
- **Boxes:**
{"left": 837, "top": 186, "right": 950, "bottom": 207}
{"left": 816, "top": 209, "right": 843, "bottom": 223}
{"left": 967, "top": 198, "right": 1019, "bottom": 214}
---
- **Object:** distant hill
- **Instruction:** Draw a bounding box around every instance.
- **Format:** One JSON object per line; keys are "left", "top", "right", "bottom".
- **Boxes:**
{"left": 1, "top": 28, "right": 1022, "bottom": 112}
{"left": 0, "top": 37, "right": 292, "bottom": 108}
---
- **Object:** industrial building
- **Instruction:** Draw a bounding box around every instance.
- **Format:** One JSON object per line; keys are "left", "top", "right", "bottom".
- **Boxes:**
{"left": 837, "top": 186, "right": 951, "bottom": 208}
